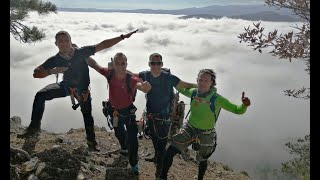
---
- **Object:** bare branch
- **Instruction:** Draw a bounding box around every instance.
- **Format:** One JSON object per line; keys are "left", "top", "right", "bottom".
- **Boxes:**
{"left": 238, "top": 0, "right": 310, "bottom": 99}
{"left": 284, "top": 87, "right": 310, "bottom": 99}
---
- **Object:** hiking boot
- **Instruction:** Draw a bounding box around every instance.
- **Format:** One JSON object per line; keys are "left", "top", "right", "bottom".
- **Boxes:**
{"left": 17, "top": 127, "right": 40, "bottom": 139}
{"left": 155, "top": 165, "right": 162, "bottom": 178}
{"left": 131, "top": 164, "right": 139, "bottom": 176}
{"left": 119, "top": 148, "right": 128, "bottom": 155}
{"left": 144, "top": 155, "right": 157, "bottom": 163}
{"left": 87, "top": 140, "right": 100, "bottom": 152}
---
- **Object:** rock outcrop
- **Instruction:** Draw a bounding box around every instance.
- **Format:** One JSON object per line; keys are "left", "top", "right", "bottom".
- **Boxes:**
{"left": 10, "top": 116, "right": 250, "bottom": 180}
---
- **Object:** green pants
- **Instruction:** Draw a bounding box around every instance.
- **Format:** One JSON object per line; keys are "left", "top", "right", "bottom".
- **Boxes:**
{"left": 170, "top": 122, "right": 217, "bottom": 161}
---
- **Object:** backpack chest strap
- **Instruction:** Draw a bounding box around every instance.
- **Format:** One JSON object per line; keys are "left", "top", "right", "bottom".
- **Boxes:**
{"left": 193, "top": 97, "right": 210, "bottom": 105}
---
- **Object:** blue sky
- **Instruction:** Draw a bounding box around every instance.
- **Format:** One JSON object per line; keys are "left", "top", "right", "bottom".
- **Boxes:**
{"left": 48, "top": 0, "right": 265, "bottom": 10}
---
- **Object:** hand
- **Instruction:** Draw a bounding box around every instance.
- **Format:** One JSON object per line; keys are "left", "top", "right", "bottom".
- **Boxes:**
{"left": 142, "top": 81, "right": 151, "bottom": 93}
{"left": 49, "top": 67, "right": 68, "bottom": 74}
{"left": 241, "top": 92, "right": 251, "bottom": 107}
{"left": 123, "top": 29, "right": 139, "bottom": 39}
{"left": 108, "top": 62, "right": 113, "bottom": 69}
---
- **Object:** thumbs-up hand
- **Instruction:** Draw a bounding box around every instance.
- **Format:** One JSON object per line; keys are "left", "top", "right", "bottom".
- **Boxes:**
{"left": 241, "top": 92, "right": 251, "bottom": 107}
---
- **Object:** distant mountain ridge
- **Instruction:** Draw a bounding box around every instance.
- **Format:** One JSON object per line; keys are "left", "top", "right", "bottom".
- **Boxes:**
{"left": 57, "top": 4, "right": 304, "bottom": 22}
{"left": 179, "top": 11, "right": 301, "bottom": 22}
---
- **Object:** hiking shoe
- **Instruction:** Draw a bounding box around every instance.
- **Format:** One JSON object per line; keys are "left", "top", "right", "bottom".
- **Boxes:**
{"left": 119, "top": 148, "right": 128, "bottom": 155}
{"left": 17, "top": 127, "right": 40, "bottom": 139}
{"left": 155, "top": 165, "right": 162, "bottom": 178}
{"left": 87, "top": 140, "right": 100, "bottom": 152}
{"left": 144, "top": 156, "right": 157, "bottom": 163}
{"left": 131, "top": 164, "right": 139, "bottom": 176}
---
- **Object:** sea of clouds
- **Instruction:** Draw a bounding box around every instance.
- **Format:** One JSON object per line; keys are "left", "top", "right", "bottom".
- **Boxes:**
{"left": 10, "top": 12, "right": 309, "bottom": 178}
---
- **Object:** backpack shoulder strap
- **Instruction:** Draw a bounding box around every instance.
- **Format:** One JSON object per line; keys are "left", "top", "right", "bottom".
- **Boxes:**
{"left": 185, "top": 89, "right": 198, "bottom": 119}
{"left": 190, "top": 89, "right": 198, "bottom": 104}
{"left": 144, "top": 70, "right": 151, "bottom": 82}
{"left": 126, "top": 73, "right": 138, "bottom": 102}
{"left": 209, "top": 94, "right": 217, "bottom": 112}
{"left": 164, "top": 71, "right": 176, "bottom": 113}
{"left": 160, "top": 70, "right": 172, "bottom": 94}
{"left": 126, "top": 73, "right": 133, "bottom": 97}
{"left": 210, "top": 93, "right": 221, "bottom": 126}
{"left": 106, "top": 69, "right": 115, "bottom": 83}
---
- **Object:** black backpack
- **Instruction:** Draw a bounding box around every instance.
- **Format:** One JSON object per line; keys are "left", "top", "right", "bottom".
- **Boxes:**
{"left": 106, "top": 69, "right": 137, "bottom": 102}
{"left": 163, "top": 68, "right": 176, "bottom": 113}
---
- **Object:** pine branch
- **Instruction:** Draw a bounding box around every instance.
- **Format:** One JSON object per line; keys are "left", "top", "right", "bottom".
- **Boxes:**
{"left": 10, "top": 0, "right": 57, "bottom": 43}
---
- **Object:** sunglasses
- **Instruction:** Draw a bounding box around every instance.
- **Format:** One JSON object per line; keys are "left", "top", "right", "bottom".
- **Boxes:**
{"left": 115, "top": 62, "right": 126, "bottom": 66}
{"left": 150, "top": 62, "right": 163, "bottom": 66}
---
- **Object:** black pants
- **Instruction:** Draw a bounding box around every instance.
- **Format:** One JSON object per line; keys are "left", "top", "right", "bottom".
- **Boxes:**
{"left": 111, "top": 113, "right": 138, "bottom": 167}
{"left": 147, "top": 116, "right": 170, "bottom": 172}
{"left": 161, "top": 145, "right": 209, "bottom": 180}
{"left": 29, "top": 82, "right": 96, "bottom": 142}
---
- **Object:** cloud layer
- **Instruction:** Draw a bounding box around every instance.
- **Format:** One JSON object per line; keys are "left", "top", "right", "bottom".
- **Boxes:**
{"left": 48, "top": 0, "right": 265, "bottom": 10}
{"left": 10, "top": 12, "right": 309, "bottom": 177}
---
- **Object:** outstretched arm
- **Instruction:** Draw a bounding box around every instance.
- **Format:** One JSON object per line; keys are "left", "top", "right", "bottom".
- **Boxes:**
{"left": 126, "top": 69, "right": 139, "bottom": 76}
{"left": 217, "top": 92, "right": 251, "bottom": 115}
{"left": 176, "top": 87, "right": 195, "bottom": 98}
{"left": 87, "top": 57, "right": 112, "bottom": 77}
{"left": 87, "top": 57, "right": 104, "bottom": 72}
{"left": 95, "top": 29, "right": 138, "bottom": 53}
{"left": 175, "top": 80, "right": 197, "bottom": 89}
{"left": 88, "top": 57, "right": 137, "bottom": 77}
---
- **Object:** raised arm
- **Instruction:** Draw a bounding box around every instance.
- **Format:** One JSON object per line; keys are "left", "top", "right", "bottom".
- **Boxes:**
{"left": 95, "top": 29, "right": 138, "bottom": 53}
